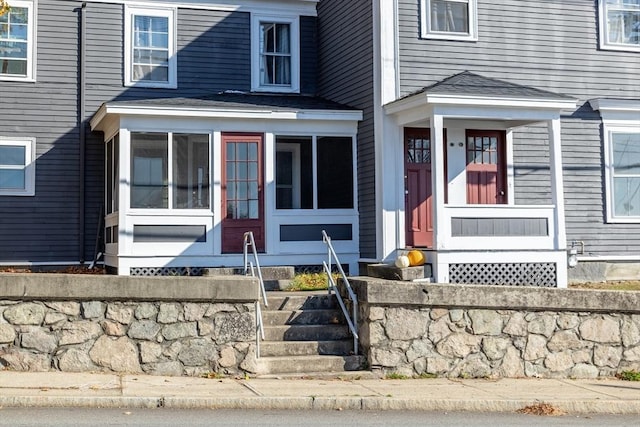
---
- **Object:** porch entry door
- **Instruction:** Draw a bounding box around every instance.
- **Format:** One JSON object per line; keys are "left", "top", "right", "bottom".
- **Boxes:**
{"left": 404, "top": 128, "right": 434, "bottom": 248}
{"left": 221, "top": 133, "right": 264, "bottom": 253}
{"left": 466, "top": 130, "right": 507, "bottom": 205}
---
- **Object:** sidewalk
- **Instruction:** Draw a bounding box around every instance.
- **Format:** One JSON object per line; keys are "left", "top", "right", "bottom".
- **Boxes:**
{"left": 1, "top": 371, "right": 639, "bottom": 414}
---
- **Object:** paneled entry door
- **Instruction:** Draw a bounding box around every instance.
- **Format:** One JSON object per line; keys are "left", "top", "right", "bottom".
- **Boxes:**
{"left": 466, "top": 130, "right": 507, "bottom": 205}
{"left": 404, "top": 128, "right": 433, "bottom": 248}
{"left": 221, "top": 133, "right": 264, "bottom": 253}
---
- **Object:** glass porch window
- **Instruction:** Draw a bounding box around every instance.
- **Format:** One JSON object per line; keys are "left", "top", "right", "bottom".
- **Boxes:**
{"left": 131, "top": 133, "right": 168, "bottom": 209}
{"left": 172, "top": 134, "right": 210, "bottom": 209}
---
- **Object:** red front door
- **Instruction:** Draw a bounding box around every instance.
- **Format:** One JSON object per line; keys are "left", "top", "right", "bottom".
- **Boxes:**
{"left": 466, "top": 130, "right": 507, "bottom": 204}
{"left": 221, "top": 133, "right": 264, "bottom": 253}
{"left": 404, "top": 128, "right": 433, "bottom": 248}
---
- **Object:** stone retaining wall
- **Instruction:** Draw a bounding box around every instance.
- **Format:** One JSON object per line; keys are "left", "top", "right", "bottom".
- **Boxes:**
{"left": 0, "top": 274, "right": 259, "bottom": 376}
{"left": 350, "top": 279, "right": 640, "bottom": 379}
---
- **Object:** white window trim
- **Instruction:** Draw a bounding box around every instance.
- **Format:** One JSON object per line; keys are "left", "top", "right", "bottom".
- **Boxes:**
{"left": 1, "top": 0, "right": 36, "bottom": 82}
{"left": 250, "top": 13, "right": 300, "bottom": 93}
{"left": 599, "top": 0, "right": 640, "bottom": 52}
{"left": 592, "top": 99, "right": 640, "bottom": 223}
{"left": 420, "top": 0, "right": 478, "bottom": 41}
{"left": 0, "top": 136, "right": 36, "bottom": 196}
{"left": 124, "top": 4, "right": 177, "bottom": 89}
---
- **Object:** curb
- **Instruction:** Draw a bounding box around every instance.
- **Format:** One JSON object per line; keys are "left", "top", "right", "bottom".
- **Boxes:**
{"left": 1, "top": 396, "right": 640, "bottom": 414}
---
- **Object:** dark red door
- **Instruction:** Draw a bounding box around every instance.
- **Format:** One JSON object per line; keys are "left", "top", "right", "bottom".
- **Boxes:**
{"left": 221, "top": 133, "right": 264, "bottom": 253}
{"left": 404, "top": 128, "right": 433, "bottom": 248}
{"left": 466, "top": 130, "right": 507, "bottom": 204}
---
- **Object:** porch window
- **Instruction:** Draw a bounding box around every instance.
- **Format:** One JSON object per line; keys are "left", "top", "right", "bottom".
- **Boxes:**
{"left": 611, "top": 130, "right": 640, "bottom": 217}
{"left": 0, "top": 136, "right": 35, "bottom": 196}
{"left": 599, "top": 0, "right": 640, "bottom": 51}
{"left": 130, "top": 132, "right": 210, "bottom": 209}
{"left": 275, "top": 135, "right": 353, "bottom": 209}
{"left": 106, "top": 135, "right": 119, "bottom": 214}
{"left": 421, "top": 0, "right": 478, "bottom": 41}
{"left": 251, "top": 14, "right": 299, "bottom": 92}
{"left": 0, "top": 0, "right": 35, "bottom": 81}
{"left": 124, "top": 5, "right": 177, "bottom": 88}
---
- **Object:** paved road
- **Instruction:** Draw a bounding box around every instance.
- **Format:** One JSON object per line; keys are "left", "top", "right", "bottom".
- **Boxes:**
{"left": 0, "top": 408, "right": 638, "bottom": 427}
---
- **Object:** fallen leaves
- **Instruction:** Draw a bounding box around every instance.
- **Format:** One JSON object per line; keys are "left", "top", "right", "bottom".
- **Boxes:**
{"left": 517, "top": 402, "right": 566, "bottom": 416}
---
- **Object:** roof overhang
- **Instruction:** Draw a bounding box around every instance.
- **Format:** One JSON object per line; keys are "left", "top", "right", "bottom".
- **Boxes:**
{"left": 90, "top": 102, "right": 363, "bottom": 132}
{"left": 589, "top": 98, "right": 640, "bottom": 122}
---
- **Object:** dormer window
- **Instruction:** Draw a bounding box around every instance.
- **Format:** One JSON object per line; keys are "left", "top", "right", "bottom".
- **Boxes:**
{"left": 251, "top": 14, "right": 299, "bottom": 93}
{"left": 421, "top": 0, "right": 478, "bottom": 41}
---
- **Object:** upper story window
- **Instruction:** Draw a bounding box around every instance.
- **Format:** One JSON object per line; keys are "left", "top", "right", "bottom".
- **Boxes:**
{"left": 251, "top": 14, "right": 299, "bottom": 93}
{"left": 0, "top": 0, "right": 36, "bottom": 81}
{"left": 600, "top": 0, "right": 640, "bottom": 51}
{"left": 124, "top": 5, "right": 177, "bottom": 88}
{"left": 421, "top": 0, "right": 478, "bottom": 41}
{"left": 0, "top": 136, "right": 35, "bottom": 196}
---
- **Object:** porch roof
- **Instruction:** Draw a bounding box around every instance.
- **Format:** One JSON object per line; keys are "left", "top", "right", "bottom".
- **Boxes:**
{"left": 384, "top": 72, "right": 577, "bottom": 119}
{"left": 90, "top": 92, "right": 362, "bottom": 132}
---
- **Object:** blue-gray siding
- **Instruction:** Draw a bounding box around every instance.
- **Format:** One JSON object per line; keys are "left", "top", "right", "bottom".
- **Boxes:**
{"left": 397, "top": 0, "right": 640, "bottom": 257}
{"left": 316, "top": 1, "right": 375, "bottom": 259}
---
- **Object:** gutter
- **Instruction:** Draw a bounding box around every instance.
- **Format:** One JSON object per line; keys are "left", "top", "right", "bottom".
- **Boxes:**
{"left": 78, "top": 3, "right": 87, "bottom": 263}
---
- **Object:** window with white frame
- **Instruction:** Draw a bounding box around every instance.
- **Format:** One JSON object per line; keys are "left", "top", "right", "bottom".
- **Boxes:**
{"left": 124, "top": 5, "right": 177, "bottom": 88}
{"left": 130, "top": 132, "right": 210, "bottom": 209}
{"left": 0, "top": 0, "right": 36, "bottom": 81}
{"left": 608, "top": 127, "right": 640, "bottom": 218}
{"left": 275, "top": 135, "right": 354, "bottom": 209}
{"left": 0, "top": 137, "right": 35, "bottom": 196}
{"left": 251, "top": 14, "right": 299, "bottom": 92}
{"left": 600, "top": 0, "right": 640, "bottom": 51}
{"left": 421, "top": 0, "right": 477, "bottom": 41}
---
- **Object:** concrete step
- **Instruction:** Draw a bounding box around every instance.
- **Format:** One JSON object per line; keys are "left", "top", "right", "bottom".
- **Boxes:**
{"left": 265, "top": 291, "right": 338, "bottom": 311}
{"left": 260, "top": 340, "right": 354, "bottom": 357}
{"left": 255, "top": 355, "right": 366, "bottom": 375}
{"left": 204, "top": 266, "right": 295, "bottom": 281}
{"left": 262, "top": 309, "right": 344, "bottom": 326}
{"left": 263, "top": 324, "right": 351, "bottom": 341}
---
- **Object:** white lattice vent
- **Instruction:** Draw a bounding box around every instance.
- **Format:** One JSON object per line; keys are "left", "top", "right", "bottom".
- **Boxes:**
{"left": 130, "top": 267, "right": 204, "bottom": 276}
{"left": 449, "top": 263, "right": 556, "bottom": 287}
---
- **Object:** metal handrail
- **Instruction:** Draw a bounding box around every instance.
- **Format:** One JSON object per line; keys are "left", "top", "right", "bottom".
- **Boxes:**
{"left": 321, "top": 230, "right": 358, "bottom": 355}
{"left": 243, "top": 231, "right": 267, "bottom": 358}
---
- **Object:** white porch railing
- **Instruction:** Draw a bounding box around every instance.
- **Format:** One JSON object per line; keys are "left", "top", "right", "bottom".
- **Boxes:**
{"left": 440, "top": 205, "right": 558, "bottom": 251}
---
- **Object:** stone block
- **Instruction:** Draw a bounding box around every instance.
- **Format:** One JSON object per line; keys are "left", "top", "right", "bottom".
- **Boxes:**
{"left": 366, "top": 263, "right": 427, "bottom": 281}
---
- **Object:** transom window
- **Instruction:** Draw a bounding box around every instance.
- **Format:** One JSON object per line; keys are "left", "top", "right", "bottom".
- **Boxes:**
{"left": 0, "top": 0, "right": 35, "bottom": 81}
{"left": 275, "top": 135, "right": 354, "bottom": 209}
{"left": 251, "top": 14, "right": 299, "bottom": 93}
{"left": 421, "top": 0, "right": 477, "bottom": 41}
{"left": 130, "top": 132, "right": 210, "bottom": 209}
{"left": 600, "top": 0, "right": 640, "bottom": 51}
{"left": 124, "top": 6, "right": 177, "bottom": 88}
{"left": 0, "top": 136, "right": 35, "bottom": 196}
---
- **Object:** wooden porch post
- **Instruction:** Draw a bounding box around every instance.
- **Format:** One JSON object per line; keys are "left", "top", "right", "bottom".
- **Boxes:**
{"left": 431, "top": 112, "right": 448, "bottom": 282}
{"left": 548, "top": 118, "right": 568, "bottom": 288}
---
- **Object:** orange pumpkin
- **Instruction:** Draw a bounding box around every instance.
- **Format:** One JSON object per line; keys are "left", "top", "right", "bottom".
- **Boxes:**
{"left": 407, "top": 250, "right": 425, "bottom": 266}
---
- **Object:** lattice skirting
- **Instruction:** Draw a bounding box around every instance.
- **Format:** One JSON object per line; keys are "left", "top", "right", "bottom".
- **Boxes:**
{"left": 130, "top": 267, "right": 204, "bottom": 276}
{"left": 449, "top": 262, "right": 557, "bottom": 287}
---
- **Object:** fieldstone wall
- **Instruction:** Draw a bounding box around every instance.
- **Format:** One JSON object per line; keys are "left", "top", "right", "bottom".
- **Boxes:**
{"left": 350, "top": 279, "right": 640, "bottom": 379}
{"left": 0, "top": 274, "right": 259, "bottom": 376}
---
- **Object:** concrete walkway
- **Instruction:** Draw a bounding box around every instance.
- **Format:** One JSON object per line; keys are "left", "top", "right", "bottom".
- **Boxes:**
{"left": 1, "top": 371, "right": 640, "bottom": 414}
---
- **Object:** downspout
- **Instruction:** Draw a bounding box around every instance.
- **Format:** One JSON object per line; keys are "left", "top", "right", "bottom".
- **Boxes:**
{"left": 78, "top": 2, "right": 87, "bottom": 263}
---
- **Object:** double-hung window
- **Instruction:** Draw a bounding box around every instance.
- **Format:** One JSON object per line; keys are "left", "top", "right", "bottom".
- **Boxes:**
{"left": 592, "top": 99, "right": 640, "bottom": 222}
{"left": 0, "top": 137, "right": 35, "bottom": 196}
{"left": 0, "top": 0, "right": 35, "bottom": 81}
{"left": 251, "top": 14, "right": 299, "bottom": 93}
{"left": 124, "top": 5, "right": 177, "bottom": 88}
{"left": 600, "top": 0, "right": 640, "bottom": 51}
{"left": 275, "top": 135, "right": 354, "bottom": 210}
{"left": 421, "top": 0, "right": 477, "bottom": 41}
{"left": 130, "top": 132, "right": 210, "bottom": 209}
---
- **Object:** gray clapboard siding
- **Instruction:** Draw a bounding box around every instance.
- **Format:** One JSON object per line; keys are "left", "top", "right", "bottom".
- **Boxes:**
{"left": 317, "top": 0, "right": 375, "bottom": 259}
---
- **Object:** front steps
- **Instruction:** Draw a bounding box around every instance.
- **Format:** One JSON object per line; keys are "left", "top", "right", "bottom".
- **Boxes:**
{"left": 256, "top": 291, "right": 366, "bottom": 376}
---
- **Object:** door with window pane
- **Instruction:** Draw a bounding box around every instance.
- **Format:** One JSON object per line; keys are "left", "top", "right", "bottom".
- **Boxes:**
{"left": 221, "top": 133, "right": 264, "bottom": 253}
{"left": 466, "top": 130, "right": 507, "bottom": 204}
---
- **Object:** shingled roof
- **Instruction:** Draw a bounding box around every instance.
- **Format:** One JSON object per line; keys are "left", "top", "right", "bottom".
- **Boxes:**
{"left": 406, "top": 71, "right": 575, "bottom": 101}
